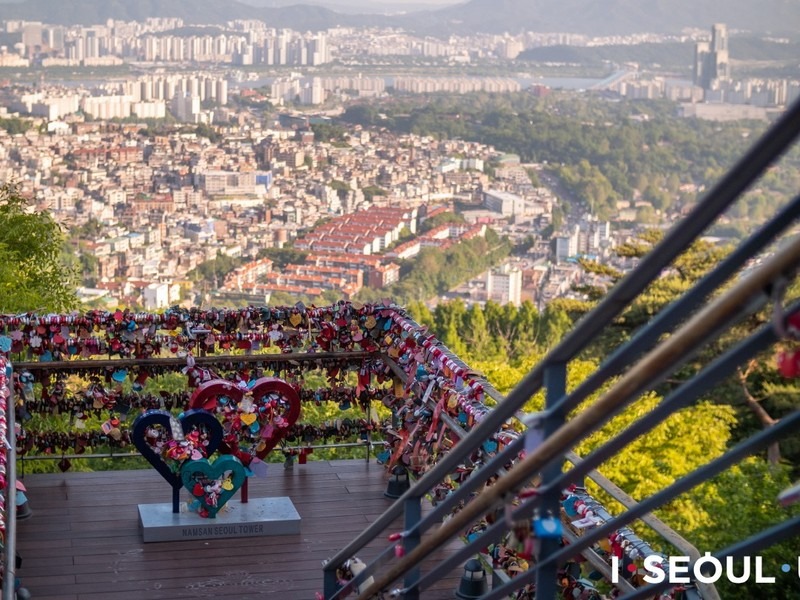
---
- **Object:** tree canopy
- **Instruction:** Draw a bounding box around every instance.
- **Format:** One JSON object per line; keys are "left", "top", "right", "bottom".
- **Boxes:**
{"left": 0, "top": 183, "right": 78, "bottom": 313}
{"left": 338, "top": 93, "right": 800, "bottom": 229}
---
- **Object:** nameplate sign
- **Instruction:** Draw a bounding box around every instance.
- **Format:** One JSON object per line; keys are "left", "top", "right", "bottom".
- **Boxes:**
{"left": 138, "top": 497, "right": 301, "bottom": 543}
{"left": 180, "top": 523, "right": 267, "bottom": 537}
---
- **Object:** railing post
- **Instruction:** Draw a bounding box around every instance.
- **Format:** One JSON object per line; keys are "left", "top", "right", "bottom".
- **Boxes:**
{"left": 402, "top": 496, "right": 422, "bottom": 599}
{"left": 2, "top": 359, "right": 17, "bottom": 600}
{"left": 323, "top": 562, "right": 339, "bottom": 598}
{"left": 535, "top": 361, "right": 567, "bottom": 599}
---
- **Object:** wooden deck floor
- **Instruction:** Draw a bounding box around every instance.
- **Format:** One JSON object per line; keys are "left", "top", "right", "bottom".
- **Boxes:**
{"left": 15, "top": 460, "right": 462, "bottom": 600}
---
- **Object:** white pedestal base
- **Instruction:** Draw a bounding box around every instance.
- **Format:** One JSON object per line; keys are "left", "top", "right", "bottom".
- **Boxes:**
{"left": 138, "top": 497, "right": 301, "bottom": 542}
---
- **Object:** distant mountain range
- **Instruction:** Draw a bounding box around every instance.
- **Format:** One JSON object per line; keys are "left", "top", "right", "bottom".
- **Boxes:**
{"left": 1, "top": 0, "right": 799, "bottom": 36}
{"left": 239, "top": 0, "right": 462, "bottom": 16}
{"left": 396, "top": 0, "right": 800, "bottom": 36}
{"left": 0, "top": 0, "right": 381, "bottom": 30}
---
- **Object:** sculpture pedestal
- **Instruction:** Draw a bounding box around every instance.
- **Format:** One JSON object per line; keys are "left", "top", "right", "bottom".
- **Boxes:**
{"left": 138, "top": 497, "right": 301, "bottom": 543}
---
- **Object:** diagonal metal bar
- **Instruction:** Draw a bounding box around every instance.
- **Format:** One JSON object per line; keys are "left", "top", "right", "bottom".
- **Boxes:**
{"left": 551, "top": 299, "right": 798, "bottom": 496}
{"left": 551, "top": 191, "right": 800, "bottom": 417}
{"left": 414, "top": 435, "right": 525, "bottom": 532}
{"left": 325, "top": 539, "right": 399, "bottom": 600}
{"left": 353, "top": 233, "right": 800, "bottom": 599}
{"left": 481, "top": 409, "right": 800, "bottom": 600}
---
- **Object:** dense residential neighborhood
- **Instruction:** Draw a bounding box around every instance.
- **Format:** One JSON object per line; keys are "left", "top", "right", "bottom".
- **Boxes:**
{"left": 0, "top": 85, "right": 636, "bottom": 311}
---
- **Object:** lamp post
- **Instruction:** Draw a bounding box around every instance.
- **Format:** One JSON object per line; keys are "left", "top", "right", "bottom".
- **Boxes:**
{"left": 455, "top": 558, "right": 488, "bottom": 599}
{"left": 384, "top": 465, "right": 410, "bottom": 499}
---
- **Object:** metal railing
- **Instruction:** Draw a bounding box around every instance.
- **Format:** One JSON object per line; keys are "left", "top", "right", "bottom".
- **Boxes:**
{"left": 322, "top": 97, "right": 800, "bottom": 599}
{"left": 0, "top": 358, "right": 18, "bottom": 600}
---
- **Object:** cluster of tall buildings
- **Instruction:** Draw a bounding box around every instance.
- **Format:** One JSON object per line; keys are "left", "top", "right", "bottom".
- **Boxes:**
{"left": 687, "top": 23, "right": 800, "bottom": 111}
{"left": 2, "top": 73, "right": 229, "bottom": 122}
{"left": 393, "top": 77, "right": 521, "bottom": 94}
{"left": 1, "top": 19, "right": 331, "bottom": 67}
{"left": 141, "top": 31, "right": 329, "bottom": 67}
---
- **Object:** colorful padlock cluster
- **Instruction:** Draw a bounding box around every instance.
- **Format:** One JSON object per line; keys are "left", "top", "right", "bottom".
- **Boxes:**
{"left": 0, "top": 357, "right": 10, "bottom": 543}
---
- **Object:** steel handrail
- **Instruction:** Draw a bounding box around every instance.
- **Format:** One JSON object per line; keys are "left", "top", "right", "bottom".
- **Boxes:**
{"left": 481, "top": 409, "right": 800, "bottom": 600}
{"left": 353, "top": 231, "right": 800, "bottom": 598}
{"left": 565, "top": 451, "right": 721, "bottom": 600}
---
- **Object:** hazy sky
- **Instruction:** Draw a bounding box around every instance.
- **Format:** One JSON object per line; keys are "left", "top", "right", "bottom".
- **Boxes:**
{"left": 0, "top": 0, "right": 464, "bottom": 3}
{"left": 242, "top": 0, "right": 465, "bottom": 5}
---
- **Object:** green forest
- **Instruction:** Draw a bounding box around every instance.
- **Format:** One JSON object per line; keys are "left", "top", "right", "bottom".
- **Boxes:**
{"left": 341, "top": 93, "right": 800, "bottom": 237}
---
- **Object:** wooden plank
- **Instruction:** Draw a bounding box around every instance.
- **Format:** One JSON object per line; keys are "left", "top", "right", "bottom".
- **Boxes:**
{"left": 15, "top": 460, "right": 462, "bottom": 600}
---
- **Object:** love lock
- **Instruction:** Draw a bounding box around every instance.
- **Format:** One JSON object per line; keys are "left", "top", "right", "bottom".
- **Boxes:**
{"left": 534, "top": 515, "right": 563, "bottom": 539}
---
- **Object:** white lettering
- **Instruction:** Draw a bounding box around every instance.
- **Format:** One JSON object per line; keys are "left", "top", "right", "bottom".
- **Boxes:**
{"left": 670, "top": 556, "right": 691, "bottom": 583}
{"left": 642, "top": 555, "right": 666, "bottom": 584}
{"left": 611, "top": 555, "right": 620, "bottom": 584}
{"left": 755, "top": 557, "right": 775, "bottom": 583}
{"left": 694, "top": 553, "right": 722, "bottom": 584}
{"left": 726, "top": 556, "right": 750, "bottom": 584}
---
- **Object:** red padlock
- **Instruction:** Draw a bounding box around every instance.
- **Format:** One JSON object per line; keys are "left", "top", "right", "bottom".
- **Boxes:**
{"left": 786, "top": 312, "right": 800, "bottom": 337}
{"left": 777, "top": 349, "right": 800, "bottom": 378}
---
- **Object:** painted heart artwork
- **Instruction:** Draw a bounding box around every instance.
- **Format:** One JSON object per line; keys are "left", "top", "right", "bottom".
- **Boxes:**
{"left": 181, "top": 455, "right": 247, "bottom": 518}
{"left": 189, "top": 377, "right": 301, "bottom": 466}
{"left": 132, "top": 409, "right": 223, "bottom": 488}
{"left": 133, "top": 408, "right": 226, "bottom": 514}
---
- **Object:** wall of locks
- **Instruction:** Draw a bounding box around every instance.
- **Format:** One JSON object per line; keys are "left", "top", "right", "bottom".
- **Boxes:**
{"left": 0, "top": 357, "right": 11, "bottom": 548}
{"left": 0, "top": 303, "right": 672, "bottom": 599}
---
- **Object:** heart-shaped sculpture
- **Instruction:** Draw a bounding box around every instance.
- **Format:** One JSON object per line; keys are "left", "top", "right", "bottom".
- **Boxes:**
{"left": 181, "top": 455, "right": 247, "bottom": 518}
{"left": 132, "top": 409, "right": 223, "bottom": 488}
{"left": 189, "top": 377, "right": 301, "bottom": 465}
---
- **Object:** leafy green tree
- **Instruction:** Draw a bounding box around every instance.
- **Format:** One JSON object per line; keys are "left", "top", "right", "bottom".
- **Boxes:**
{"left": 256, "top": 247, "right": 309, "bottom": 271}
{"left": 419, "top": 211, "right": 465, "bottom": 233}
{"left": 441, "top": 319, "right": 467, "bottom": 357}
{"left": 461, "top": 303, "right": 499, "bottom": 360}
{"left": 311, "top": 122, "right": 349, "bottom": 144}
{"left": 356, "top": 232, "right": 511, "bottom": 306}
{"left": 539, "top": 304, "right": 574, "bottom": 350}
{"left": 342, "top": 104, "right": 380, "bottom": 126}
{"left": 406, "top": 300, "right": 434, "bottom": 328}
{"left": 0, "top": 183, "right": 78, "bottom": 312}
{"left": 687, "top": 460, "right": 800, "bottom": 600}
{"left": 362, "top": 185, "right": 388, "bottom": 202}
{"left": 193, "top": 122, "right": 221, "bottom": 143}
{"left": 0, "top": 117, "right": 33, "bottom": 135}
{"left": 187, "top": 253, "right": 247, "bottom": 286}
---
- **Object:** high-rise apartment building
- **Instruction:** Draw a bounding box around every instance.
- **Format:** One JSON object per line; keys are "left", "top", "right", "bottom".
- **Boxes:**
{"left": 694, "top": 23, "right": 730, "bottom": 90}
{"left": 486, "top": 263, "right": 523, "bottom": 306}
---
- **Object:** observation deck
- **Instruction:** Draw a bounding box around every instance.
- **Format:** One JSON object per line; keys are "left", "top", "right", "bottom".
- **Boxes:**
{"left": 15, "top": 461, "right": 460, "bottom": 600}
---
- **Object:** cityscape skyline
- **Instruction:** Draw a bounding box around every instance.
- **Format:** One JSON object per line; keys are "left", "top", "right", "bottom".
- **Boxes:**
{"left": 1, "top": 0, "right": 800, "bottom": 35}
